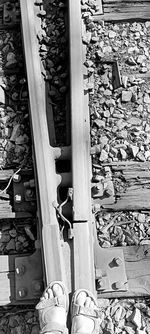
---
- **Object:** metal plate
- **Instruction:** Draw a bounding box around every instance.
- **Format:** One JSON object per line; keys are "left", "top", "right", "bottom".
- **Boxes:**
{"left": 15, "top": 249, "right": 43, "bottom": 301}
{"left": 94, "top": 241, "right": 128, "bottom": 293}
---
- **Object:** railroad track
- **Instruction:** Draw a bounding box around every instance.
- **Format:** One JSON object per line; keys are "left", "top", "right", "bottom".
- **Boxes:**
{"left": 0, "top": 0, "right": 94, "bottom": 306}
{"left": 20, "top": 0, "right": 95, "bottom": 296}
{"left": 1, "top": 3, "right": 150, "bottom": 330}
{"left": 21, "top": 0, "right": 150, "bottom": 301}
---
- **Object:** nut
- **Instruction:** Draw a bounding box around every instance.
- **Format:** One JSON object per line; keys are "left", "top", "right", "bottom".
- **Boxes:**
{"left": 16, "top": 265, "right": 25, "bottom": 276}
{"left": 14, "top": 194, "right": 22, "bottom": 203}
{"left": 26, "top": 189, "right": 34, "bottom": 199}
{"left": 13, "top": 174, "right": 21, "bottom": 183}
{"left": 104, "top": 187, "right": 113, "bottom": 197}
{"left": 18, "top": 288, "right": 27, "bottom": 298}
{"left": 113, "top": 257, "right": 122, "bottom": 266}
{"left": 97, "top": 278, "right": 105, "bottom": 290}
{"left": 113, "top": 281, "right": 124, "bottom": 290}
{"left": 92, "top": 184, "right": 103, "bottom": 196}
{"left": 32, "top": 280, "right": 43, "bottom": 294}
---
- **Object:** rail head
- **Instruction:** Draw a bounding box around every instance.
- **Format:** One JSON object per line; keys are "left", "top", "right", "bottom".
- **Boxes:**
{"left": 69, "top": 0, "right": 90, "bottom": 222}
{"left": 20, "top": 0, "right": 66, "bottom": 285}
{"left": 68, "top": 0, "right": 95, "bottom": 294}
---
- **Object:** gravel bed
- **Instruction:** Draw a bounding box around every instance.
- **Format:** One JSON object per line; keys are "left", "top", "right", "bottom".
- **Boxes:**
{"left": 96, "top": 210, "right": 150, "bottom": 247}
{"left": 0, "top": 307, "right": 39, "bottom": 334}
{"left": 38, "top": 0, "right": 69, "bottom": 145}
{"left": 82, "top": 1, "right": 150, "bottom": 333}
{"left": 0, "top": 29, "right": 32, "bottom": 169}
{"left": 82, "top": 7, "right": 150, "bottom": 163}
{"left": 98, "top": 297, "right": 150, "bottom": 334}
{"left": 0, "top": 218, "right": 36, "bottom": 254}
{"left": 82, "top": 1, "right": 150, "bottom": 238}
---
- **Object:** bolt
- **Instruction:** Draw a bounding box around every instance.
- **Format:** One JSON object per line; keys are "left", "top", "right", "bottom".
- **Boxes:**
{"left": 14, "top": 194, "right": 22, "bottom": 203}
{"left": 104, "top": 188, "right": 113, "bottom": 197}
{"left": 92, "top": 184, "right": 103, "bottom": 196}
{"left": 18, "top": 288, "right": 27, "bottom": 298}
{"left": 34, "top": 281, "right": 42, "bottom": 291}
{"left": 32, "top": 280, "right": 43, "bottom": 294}
{"left": 16, "top": 265, "right": 25, "bottom": 276}
{"left": 19, "top": 78, "right": 26, "bottom": 84}
{"left": 97, "top": 278, "right": 105, "bottom": 290}
{"left": 38, "top": 9, "right": 46, "bottom": 17}
{"left": 95, "top": 185, "right": 101, "bottom": 191}
{"left": 113, "top": 281, "right": 124, "bottom": 290}
{"left": 95, "top": 5, "right": 100, "bottom": 11}
{"left": 24, "top": 179, "right": 35, "bottom": 188}
{"left": 26, "top": 189, "right": 34, "bottom": 199}
{"left": 34, "top": 0, "right": 43, "bottom": 5}
{"left": 12, "top": 92, "right": 19, "bottom": 101}
{"left": 13, "top": 174, "right": 21, "bottom": 183}
{"left": 68, "top": 187, "right": 73, "bottom": 200}
{"left": 113, "top": 257, "right": 122, "bottom": 267}
{"left": 95, "top": 268, "right": 102, "bottom": 278}
{"left": 93, "top": 175, "right": 102, "bottom": 182}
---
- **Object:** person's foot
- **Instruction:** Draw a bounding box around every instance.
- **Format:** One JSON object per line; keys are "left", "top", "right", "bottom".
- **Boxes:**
{"left": 36, "top": 281, "right": 68, "bottom": 334}
{"left": 40, "top": 283, "right": 67, "bottom": 327}
{"left": 71, "top": 291, "right": 98, "bottom": 334}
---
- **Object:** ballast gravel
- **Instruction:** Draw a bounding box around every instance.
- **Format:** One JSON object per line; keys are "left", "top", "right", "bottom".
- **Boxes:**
{"left": 98, "top": 298, "right": 150, "bottom": 334}
{"left": 96, "top": 211, "right": 150, "bottom": 247}
{"left": 37, "top": 0, "right": 69, "bottom": 145}
{"left": 0, "top": 30, "right": 32, "bottom": 169}
{"left": 0, "top": 308, "right": 39, "bottom": 334}
{"left": 0, "top": 219, "right": 36, "bottom": 254}
{"left": 82, "top": 16, "right": 150, "bottom": 164}
{"left": 82, "top": 1, "right": 150, "bottom": 334}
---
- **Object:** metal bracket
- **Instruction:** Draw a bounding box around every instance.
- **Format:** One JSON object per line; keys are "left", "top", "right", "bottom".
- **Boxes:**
{"left": 15, "top": 249, "right": 43, "bottom": 301}
{"left": 94, "top": 228, "right": 128, "bottom": 294}
{"left": 95, "top": 247, "right": 128, "bottom": 293}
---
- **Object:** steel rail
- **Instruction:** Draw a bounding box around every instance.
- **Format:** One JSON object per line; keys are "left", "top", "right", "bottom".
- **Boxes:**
{"left": 20, "top": 0, "right": 67, "bottom": 286}
{"left": 68, "top": 0, "right": 95, "bottom": 294}
{"left": 20, "top": 0, "right": 96, "bottom": 296}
